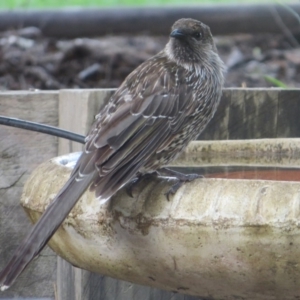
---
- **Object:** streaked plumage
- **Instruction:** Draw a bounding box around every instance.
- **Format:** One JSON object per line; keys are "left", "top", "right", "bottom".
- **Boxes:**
{"left": 0, "top": 18, "right": 224, "bottom": 290}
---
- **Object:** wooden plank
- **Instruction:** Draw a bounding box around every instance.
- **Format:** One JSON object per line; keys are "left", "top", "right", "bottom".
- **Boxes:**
{"left": 0, "top": 91, "right": 59, "bottom": 299}
{"left": 78, "top": 274, "right": 201, "bottom": 300}
{"left": 200, "top": 88, "right": 297, "bottom": 140}
{"left": 277, "top": 89, "right": 300, "bottom": 137}
{"left": 57, "top": 89, "right": 114, "bottom": 300}
{"left": 58, "top": 89, "right": 114, "bottom": 154}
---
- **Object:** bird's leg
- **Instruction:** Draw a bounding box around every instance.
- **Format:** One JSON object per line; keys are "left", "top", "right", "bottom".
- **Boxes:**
{"left": 157, "top": 168, "right": 203, "bottom": 200}
{"left": 126, "top": 171, "right": 159, "bottom": 197}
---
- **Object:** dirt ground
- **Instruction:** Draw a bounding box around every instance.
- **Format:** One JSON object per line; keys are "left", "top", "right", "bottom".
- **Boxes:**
{"left": 0, "top": 26, "right": 299, "bottom": 90}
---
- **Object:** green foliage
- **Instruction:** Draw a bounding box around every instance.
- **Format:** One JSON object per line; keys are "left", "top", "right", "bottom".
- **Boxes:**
{"left": 264, "top": 75, "right": 288, "bottom": 88}
{"left": 0, "top": 0, "right": 294, "bottom": 9}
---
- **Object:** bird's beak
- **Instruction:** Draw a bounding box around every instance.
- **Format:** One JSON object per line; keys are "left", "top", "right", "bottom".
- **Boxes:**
{"left": 170, "top": 29, "right": 186, "bottom": 39}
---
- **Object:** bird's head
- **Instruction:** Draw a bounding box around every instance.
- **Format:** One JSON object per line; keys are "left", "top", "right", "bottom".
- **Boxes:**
{"left": 165, "top": 18, "right": 217, "bottom": 66}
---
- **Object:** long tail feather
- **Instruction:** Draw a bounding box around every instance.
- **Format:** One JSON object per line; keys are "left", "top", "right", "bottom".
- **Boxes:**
{"left": 0, "top": 171, "right": 96, "bottom": 291}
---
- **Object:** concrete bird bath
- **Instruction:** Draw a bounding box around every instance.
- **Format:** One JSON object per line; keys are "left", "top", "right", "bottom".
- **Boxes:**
{"left": 20, "top": 138, "right": 300, "bottom": 299}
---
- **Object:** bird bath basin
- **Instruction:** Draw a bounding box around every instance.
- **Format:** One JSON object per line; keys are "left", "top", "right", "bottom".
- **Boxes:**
{"left": 21, "top": 138, "right": 300, "bottom": 300}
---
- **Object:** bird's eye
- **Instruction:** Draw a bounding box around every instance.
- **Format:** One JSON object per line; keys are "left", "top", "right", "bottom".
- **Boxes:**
{"left": 192, "top": 32, "right": 202, "bottom": 40}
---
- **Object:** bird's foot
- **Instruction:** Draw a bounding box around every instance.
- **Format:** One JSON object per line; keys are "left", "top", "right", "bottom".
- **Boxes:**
{"left": 157, "top": 168, "right": 203, "bottom": 200}
{"left": 126, "top": 172, "right": 159, "bottom": 197}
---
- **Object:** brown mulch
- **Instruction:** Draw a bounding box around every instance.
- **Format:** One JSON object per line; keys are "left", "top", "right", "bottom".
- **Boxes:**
{"left": 0, "top": 26, "right": 299, "bottom": 90}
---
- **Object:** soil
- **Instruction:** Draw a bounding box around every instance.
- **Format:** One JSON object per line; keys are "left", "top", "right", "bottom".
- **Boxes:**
{"left": 0, "top": 26, "right": 299, "bottom": 90}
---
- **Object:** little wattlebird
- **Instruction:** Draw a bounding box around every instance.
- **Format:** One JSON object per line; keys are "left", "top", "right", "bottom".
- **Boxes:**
{"left": 0, "top": 18, "right": 224, "bottom": 290}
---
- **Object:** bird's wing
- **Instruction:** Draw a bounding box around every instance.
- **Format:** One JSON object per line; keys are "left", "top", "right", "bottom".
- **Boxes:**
{"left": 74, "top": 57, "right": 199, "bottom": 201}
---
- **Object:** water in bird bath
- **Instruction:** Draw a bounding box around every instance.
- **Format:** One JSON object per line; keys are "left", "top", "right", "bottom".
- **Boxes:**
{"left": 172, "top": 166, "right": 300, "bottom": 182}
{"left": 170, "top": 138, "right": 300, "bottom": 183}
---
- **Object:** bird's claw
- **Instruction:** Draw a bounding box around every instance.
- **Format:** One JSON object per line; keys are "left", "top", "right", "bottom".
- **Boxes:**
{"left": 164, "top": 173, "right": 203, "bottom": 201}
{"left": 165, "top": 181, "right": 182, "bottom": 201}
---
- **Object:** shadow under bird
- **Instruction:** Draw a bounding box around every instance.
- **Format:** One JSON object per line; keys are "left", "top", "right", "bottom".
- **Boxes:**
{"left": 0, "top": 18, "right": 224, "bottom": 290}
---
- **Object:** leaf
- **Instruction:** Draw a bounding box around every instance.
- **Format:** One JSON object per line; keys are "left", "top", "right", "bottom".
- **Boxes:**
{"left": 263, "top": 75, "right": 288, "bottom": 88}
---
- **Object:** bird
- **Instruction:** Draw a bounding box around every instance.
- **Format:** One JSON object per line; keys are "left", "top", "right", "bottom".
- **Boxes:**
{"left": 0, "top": 18, "right": 224, "bottom": 290}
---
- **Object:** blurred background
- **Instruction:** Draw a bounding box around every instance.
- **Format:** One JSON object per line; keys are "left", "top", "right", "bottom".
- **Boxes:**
{"left": 0, "top": 1, "right": 299, "bottom": 90}
{"left": 0, "top": 0, "right": 296, "bottom": 9}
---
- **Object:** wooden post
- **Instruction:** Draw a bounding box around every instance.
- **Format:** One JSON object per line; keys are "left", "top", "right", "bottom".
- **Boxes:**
{"left": 201, "top": 88, "right": 300, "bottom": 140}
{"left": 0, "top": 91, "right": 59, "bottom": 299}
{"left": 57, "top": 89, "right": 113, "bottom": 300}
{"left": 58, "top": 89, "right": 114, "bottom": 155}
